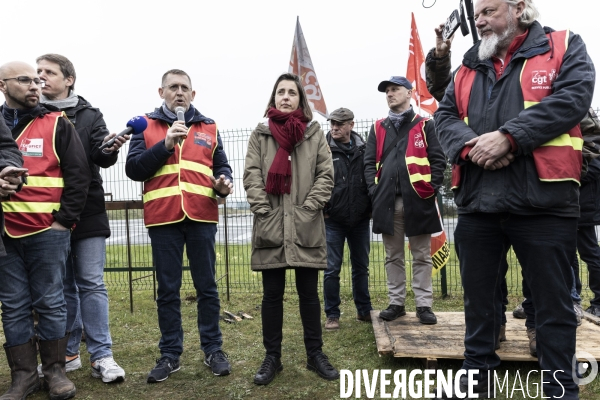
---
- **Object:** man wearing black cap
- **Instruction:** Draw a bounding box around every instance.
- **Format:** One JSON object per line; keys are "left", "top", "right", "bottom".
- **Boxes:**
{"left": 322, "top": 107, "right": 373, "bottom": 331}
{"left": 364, "top": 77, "right": 446, "bottom": 324}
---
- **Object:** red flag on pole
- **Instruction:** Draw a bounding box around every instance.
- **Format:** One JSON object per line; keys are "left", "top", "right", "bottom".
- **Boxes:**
{"left": 406, "top": 12, "right": 438, "bottom": 116}
{"left": 289, "top": 17, "right": 329, "bottom": 118}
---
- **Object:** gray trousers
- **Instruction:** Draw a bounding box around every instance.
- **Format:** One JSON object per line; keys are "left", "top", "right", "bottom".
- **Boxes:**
{"left": 381, "top": 196, "right": 434, "bottom": 307}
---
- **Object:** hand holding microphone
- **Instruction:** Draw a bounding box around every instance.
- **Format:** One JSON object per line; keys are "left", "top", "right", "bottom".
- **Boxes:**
{"left": 165, "top": 107, "right": 187, "bottom": 149}
{"left": 100, "top": 116, "right": 147, "bottom": 151}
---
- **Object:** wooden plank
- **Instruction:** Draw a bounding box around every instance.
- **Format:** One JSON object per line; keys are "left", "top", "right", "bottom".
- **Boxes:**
{"left": 371, "top": 310, "right": 393, "bottom": 355}
{"left": 372, "top": 311, "right": 600, "bottom": 362}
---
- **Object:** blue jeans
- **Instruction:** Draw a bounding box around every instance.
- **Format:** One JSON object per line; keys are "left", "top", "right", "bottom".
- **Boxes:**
{"left": 148, "top": 219, "right": 222, "bottom": 359}
{"left": 64, "top": 236, "right": 112, "bottom": 362}
{"left": 0, "top": 229, "right": 71, "bottom": 346}
{"left": 324, "top": 218, "right": 372, "bottom": 318}
{"left": 455, "top": 213, "right": 578, "bottom": 399}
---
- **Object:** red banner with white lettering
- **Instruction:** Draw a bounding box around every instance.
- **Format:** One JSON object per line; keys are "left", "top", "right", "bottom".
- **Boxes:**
{"left": 288, "top": 17, "right": 329, "bottom": 118}
{"left": 407, "top": 12, "right": 438, "bottom": 116}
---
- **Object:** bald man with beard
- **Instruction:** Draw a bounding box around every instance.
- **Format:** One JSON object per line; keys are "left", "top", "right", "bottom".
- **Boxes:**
{"left": 0, "top": 61, "right": 90, "bottom": 400}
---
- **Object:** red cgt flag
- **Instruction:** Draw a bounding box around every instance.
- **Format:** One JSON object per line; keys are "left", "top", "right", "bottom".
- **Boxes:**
{"left": 289, "top": 17, "right": 328, "bottom": 118}
{"left": 406, "top": 12, "right": 438, "bottom": 116}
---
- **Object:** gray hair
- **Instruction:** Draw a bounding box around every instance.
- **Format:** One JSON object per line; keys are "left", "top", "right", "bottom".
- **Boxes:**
{"left": 505, "top": 0, "right": 539, "bottom": 26}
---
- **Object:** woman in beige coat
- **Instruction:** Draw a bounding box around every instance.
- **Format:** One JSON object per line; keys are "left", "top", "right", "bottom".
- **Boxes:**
{"left": 243, "top": 73, "right": 336, "bottom": 385}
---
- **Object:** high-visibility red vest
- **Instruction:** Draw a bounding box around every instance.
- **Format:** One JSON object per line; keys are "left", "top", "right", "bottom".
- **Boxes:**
{"left": 374, "top": 116, "right": 435, "bottom": 198}
{"left": 142, "top": 118, "right": 219, "bottom": 227}
{"left": 2, "top": 112, "right": 65, "bottom": 238}
{"left": 453, "top": 30, "right": 582, "bottom": 185}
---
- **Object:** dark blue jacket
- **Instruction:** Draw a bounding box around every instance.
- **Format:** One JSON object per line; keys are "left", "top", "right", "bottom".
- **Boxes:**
{"left": 125, "top": 105, "right": 232, "bottom": 190}
{"left": 580, "top": 157, "right": 600, "bottom": 226}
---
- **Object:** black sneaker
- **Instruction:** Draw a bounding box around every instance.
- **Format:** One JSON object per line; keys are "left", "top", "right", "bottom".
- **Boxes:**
{"left": 379, "top": 305, "right": 406, "bottom": 321}
{"left": 586, "top": 305, "right": 600, "bottom": 317}
{"left": 204, "top": 350, "right": 231, "bottom": 376}
{"left": 253, "top": 355, "right": 283, "bottom": 385}
{"left": 307, "top": 352, "right": 339, "bottom": 380}
{"left": 416, "top": 307, "right": 437, "bottom": 325}
{"left": 147, "top": 356, "right": 180, "bottom": 383}
{"left": 513, "top": 303, "right": 526, "bottom": 319}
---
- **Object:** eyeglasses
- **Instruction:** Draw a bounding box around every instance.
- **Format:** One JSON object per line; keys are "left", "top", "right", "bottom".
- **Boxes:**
{"left": 2, "top": 76, "right": 45, "bottom": 87}
{"left": 163, "top": 84, "right": 191, "bottom": 93}
{"left": 330, "top": 121, "right": 349, "bottom": 127}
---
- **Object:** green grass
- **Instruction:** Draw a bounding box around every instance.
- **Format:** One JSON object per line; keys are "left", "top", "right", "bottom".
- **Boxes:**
{"left": 1, "top": 241, "right": 598, "bottom": 399}
{"left": 0, "top": 289, "right": 598, "bottom": 399}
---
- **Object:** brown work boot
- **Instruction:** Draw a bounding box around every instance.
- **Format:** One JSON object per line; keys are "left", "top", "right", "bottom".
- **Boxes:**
{"left": 39, "top": 335, "right": 76, "bottom": 400}
{"left": 356, "top": 313, "right": 372, "bottom": 322}
{"left": 1, "top": 337, "right": 40, "bottom": 400}
{"left": 325, "top": 317, "right": 339, "bottom": 331}
{"left": 526, "top": 328, "right": 537, "bottom": 358}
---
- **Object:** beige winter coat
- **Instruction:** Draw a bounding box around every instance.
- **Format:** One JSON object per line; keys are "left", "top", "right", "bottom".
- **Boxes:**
{"left": 243, "top": 120, "right": 333, "bottom": 270}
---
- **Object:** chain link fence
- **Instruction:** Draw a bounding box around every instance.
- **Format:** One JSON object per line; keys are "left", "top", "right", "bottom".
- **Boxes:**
{"left": 101, "top": 118, "right": 593, "bottom": 305}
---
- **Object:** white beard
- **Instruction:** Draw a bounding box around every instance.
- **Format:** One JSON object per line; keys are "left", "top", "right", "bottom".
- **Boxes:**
{"left": 478, "top": 13, "right": 518, "bottom": 61}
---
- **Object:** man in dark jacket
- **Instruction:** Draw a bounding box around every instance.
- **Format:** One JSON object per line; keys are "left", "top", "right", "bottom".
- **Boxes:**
{"left": 434, "top": 0, "right": 595, "bottom": 397}
{"left": 37, "top": 53, "right": 127, "bottom": 382}
{"left": 0, "top": 60, "right": 90, "bottom": 400}
{"left": 126, "top": 69, "right": 233, "bottom": 383}
{"left": 322, "top": 107, "right": 373, "bottom": 331}
{"left": 364, "top": 76, "right": 446, "bottom": 325}
{"left": 0, "top": 118, "right": 24, "bottom": 257}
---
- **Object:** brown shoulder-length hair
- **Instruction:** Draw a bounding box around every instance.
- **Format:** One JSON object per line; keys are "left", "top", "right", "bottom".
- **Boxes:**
{"left": 264, "top": 73, "right": 313, "bottom": 121}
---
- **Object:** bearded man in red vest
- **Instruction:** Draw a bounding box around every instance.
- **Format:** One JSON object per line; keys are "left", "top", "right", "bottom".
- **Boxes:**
{"left": 126, "top": 69, "right": 233, "bottom": 383}
{"left": 0, "top": 61, "right": 90, "bottom": 400}
{"left": 364, "top": 76, "right": 446, "bottom": 325}
{"left": 435, "top": 0, "right": 595, "bottom": 398}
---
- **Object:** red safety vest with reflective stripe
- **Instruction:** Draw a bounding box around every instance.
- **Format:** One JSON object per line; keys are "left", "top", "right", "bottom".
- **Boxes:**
{"left": 142, "top": 117, "right": 218, "bottom": 227}
{"left": 2, "top": 112, "right": 64, "bottom": 238}
{"left": 453, "top": 30, "right": 582, "bottom": 186}
{"left": 374, "top": 116, "right": 435, "bottom": 198}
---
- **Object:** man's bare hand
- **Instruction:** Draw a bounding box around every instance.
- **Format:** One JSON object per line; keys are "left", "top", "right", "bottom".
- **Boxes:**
{"left": 484, "top": 153, "right": 515, "bottom": 170}
{"left": 165, "top": 120, "right": 188, "bottom": 150}
{"left": 211, "top": 175, "right": 233, "bottom": 196}
{"left": 466, "top": 131, "right": 511, "bottom": 168}
{"left": 102, "top": 132, "right": 130, "bottom": 152}
{"left": 0, "top": 166, "right": 26, "bottom": 196}
{"left": 50, "top": 221, "right": 69, "bottom": 231}
{"left": 434, "top": 23, "right": 454, "bottom": 58}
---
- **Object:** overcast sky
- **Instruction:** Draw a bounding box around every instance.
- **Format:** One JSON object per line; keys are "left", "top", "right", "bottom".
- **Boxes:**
{"left": 1, "top": 0, "right": 596, "bottom": 200}
{"left": 1, "top": 0, "right": 596, "bottom": 131}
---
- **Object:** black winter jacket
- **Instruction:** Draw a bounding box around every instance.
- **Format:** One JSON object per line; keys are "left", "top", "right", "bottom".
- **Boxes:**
{"left": 580, "top": 157, "right": 600, "bottom": 226}
{"left": 0, "top": 118, "right": 23, "bottom": 256}
{"left": 323, "top": 131, "right": 371, "bottom": 227}
{"left": 0, "top": 104, "right": 90, "bottom": 229}
{"left": 57, "top": 96, "right": 116, "bottom": 240}
{"left": 364, "top": 109, "right": 446, "bottom": 236}
{"left": 435, "top": 22, "right": 595, "bottom": 218}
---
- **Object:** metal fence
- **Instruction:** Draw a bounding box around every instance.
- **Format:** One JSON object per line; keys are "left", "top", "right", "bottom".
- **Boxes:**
{"left": 101, "top": 118, "right": 593, "bottom": 305}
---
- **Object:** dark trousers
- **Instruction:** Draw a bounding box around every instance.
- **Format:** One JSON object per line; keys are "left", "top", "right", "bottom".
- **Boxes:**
{"left": 573, "top": 225, "right": 600, "bottom": 307}
{"left": 455, "top": 213, "right": 578, "bottom": 398}
{"left": 261, "top": 268, "right": 323, "bottom": 359}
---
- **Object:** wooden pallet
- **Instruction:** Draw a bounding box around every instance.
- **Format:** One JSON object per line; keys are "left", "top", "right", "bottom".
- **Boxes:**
{"left": 372, "top": 310, "right": 600, "bottom": 368}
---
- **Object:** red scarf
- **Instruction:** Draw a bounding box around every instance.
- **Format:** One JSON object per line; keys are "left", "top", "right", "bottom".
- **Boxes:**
{"left": 265, "top": 107, "right": 308, "bottom": 195}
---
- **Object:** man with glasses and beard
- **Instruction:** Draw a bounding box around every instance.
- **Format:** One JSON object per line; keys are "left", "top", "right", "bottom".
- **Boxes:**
{"left": 0, "top": 61, "right": 90, "bottom": 400}
{"left": 434, "top": 0, "right": 594, "bottom": 398}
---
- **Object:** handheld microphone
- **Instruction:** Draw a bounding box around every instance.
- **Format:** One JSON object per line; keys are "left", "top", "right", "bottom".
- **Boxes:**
{"left": 175, "top": 107, "right": 186, "bottom": 145}
{"left": 99, "top": 116, "right": 148, "bottom": 150}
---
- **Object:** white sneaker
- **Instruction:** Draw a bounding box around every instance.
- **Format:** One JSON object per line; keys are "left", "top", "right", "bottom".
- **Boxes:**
{"left": 37, "top": 355, "right": 82, "bottom": 377}
{"left": 574, "top": 302, "right": 584, "bottom": 326}
{"left": 91, "top": 356, "right": 125, "bottom": 383}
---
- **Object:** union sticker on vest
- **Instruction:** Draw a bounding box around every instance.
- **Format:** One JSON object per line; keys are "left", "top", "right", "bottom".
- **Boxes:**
{"left": 194, "top": 132, "right": 212, "bottom": 149}
{"left": 19, "top": 138, "right": 43, "bottom": 157}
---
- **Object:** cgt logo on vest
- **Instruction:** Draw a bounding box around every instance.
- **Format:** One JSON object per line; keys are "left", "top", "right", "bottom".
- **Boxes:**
{"left": 413, "top": 132, "right": 425, "bottom": 149}
{"left": 531, "top": 69, "right": 556, "bottom": 90}
{"left": 19, "top": 138, "right": 43, "bottom": 157}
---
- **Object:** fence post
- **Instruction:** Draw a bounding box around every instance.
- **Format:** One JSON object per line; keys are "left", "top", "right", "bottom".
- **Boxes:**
{"left": 438, "top": 192, "right": 448, "bottom": 298}
{"left": 125, "top": 202, "right": 134, "bottom": 313}
{"left": 223, "top": 199, "right": 230, "bottom": 302}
